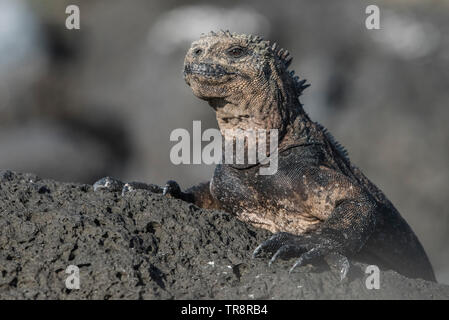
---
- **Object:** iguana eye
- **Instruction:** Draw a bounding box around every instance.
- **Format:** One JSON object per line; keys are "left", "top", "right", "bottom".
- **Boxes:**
{"left": 226, "top": 46, "right": 246, "bottom": 58}
{"left": 193, "top": 48, "right": 203, "bottom": 56}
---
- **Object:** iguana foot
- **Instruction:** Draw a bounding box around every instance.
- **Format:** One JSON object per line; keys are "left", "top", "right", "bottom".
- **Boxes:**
{"left": 253, "top": 232, "right": 350, "bottom": 280}
{"left": 162, "top": 180, "right": 182, "bottom": 198}
{"left": 93, "top": 176, "right": 163, "bottom": 196}
{"left": 162, "top": 180, "right": 196, "bottom": 203}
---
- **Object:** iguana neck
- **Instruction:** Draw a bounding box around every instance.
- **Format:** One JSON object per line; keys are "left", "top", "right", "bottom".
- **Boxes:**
{"left": 209, "top": 83, "right": 316, "bottom": 152}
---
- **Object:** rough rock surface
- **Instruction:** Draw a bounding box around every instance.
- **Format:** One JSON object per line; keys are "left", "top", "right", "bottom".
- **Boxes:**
{"left": 0, "top": 171, "right": 448, "bottom": 300}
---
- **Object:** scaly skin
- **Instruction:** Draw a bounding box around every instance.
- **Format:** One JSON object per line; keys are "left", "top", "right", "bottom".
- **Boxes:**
{"left": 95, "top": 31, "right": 436, "bottom": 282}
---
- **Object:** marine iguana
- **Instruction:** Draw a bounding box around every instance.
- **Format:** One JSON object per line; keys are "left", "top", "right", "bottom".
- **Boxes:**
{"left": 94, "top": 31, "right": 436, "bottom": 282}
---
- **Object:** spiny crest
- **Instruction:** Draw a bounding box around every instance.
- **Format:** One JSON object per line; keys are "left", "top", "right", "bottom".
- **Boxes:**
{"left": 200, "top": 31, "right": 311, "bottom": 96}
{"left": 266, "top": 38, "right": 311, "bottom": 97}
{"left": 200, "top": 30, "right": 266, "bottom": 45}
{"left": 315, "top": 123, "right": 350, "bottom": 163}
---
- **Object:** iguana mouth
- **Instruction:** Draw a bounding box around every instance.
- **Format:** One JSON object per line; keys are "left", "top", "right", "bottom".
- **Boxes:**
{"left": 184, "top": 63, "right": 235, "bottom": 79}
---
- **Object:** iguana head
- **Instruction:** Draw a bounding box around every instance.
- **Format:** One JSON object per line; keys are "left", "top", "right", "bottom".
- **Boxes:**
{"left": 184, "top": 31, "right": 310, "bottom": 138}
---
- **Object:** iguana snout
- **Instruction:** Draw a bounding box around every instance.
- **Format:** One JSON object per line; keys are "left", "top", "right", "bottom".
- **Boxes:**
{"left": 184, "top": 62, "right": 235, "bottom": 78}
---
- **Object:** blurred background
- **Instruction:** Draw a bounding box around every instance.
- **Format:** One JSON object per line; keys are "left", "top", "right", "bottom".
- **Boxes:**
{"left": 0, "top": 0, "right": 448, "bottom": 283}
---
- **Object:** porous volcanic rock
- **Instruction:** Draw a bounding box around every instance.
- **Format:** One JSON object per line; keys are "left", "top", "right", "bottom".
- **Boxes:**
{"left": 1, "top": 171, "right": 448, "bottom": 299}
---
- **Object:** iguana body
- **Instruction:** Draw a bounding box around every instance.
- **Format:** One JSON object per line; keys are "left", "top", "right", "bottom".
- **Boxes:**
{"left": 94, "top": 31, "right": 435, "bottom": 281}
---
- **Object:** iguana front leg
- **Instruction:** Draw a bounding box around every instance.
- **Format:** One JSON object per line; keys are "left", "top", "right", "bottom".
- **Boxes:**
{"left": 93, "top": 176, "right": 163, "bottom": 195}
{"left": 253, "top": 168, "right": 378, "bottom": 280}
{"left": 164, "top": 180, "right": 222, "bottom": 210}
{"left": 93, "top": 177, "right": 221, "bottom": 210}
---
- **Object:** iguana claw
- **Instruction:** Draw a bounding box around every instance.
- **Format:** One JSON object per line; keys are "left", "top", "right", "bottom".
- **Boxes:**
{"left": 253, "top": 231, "right": 350, "bottom": 281}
